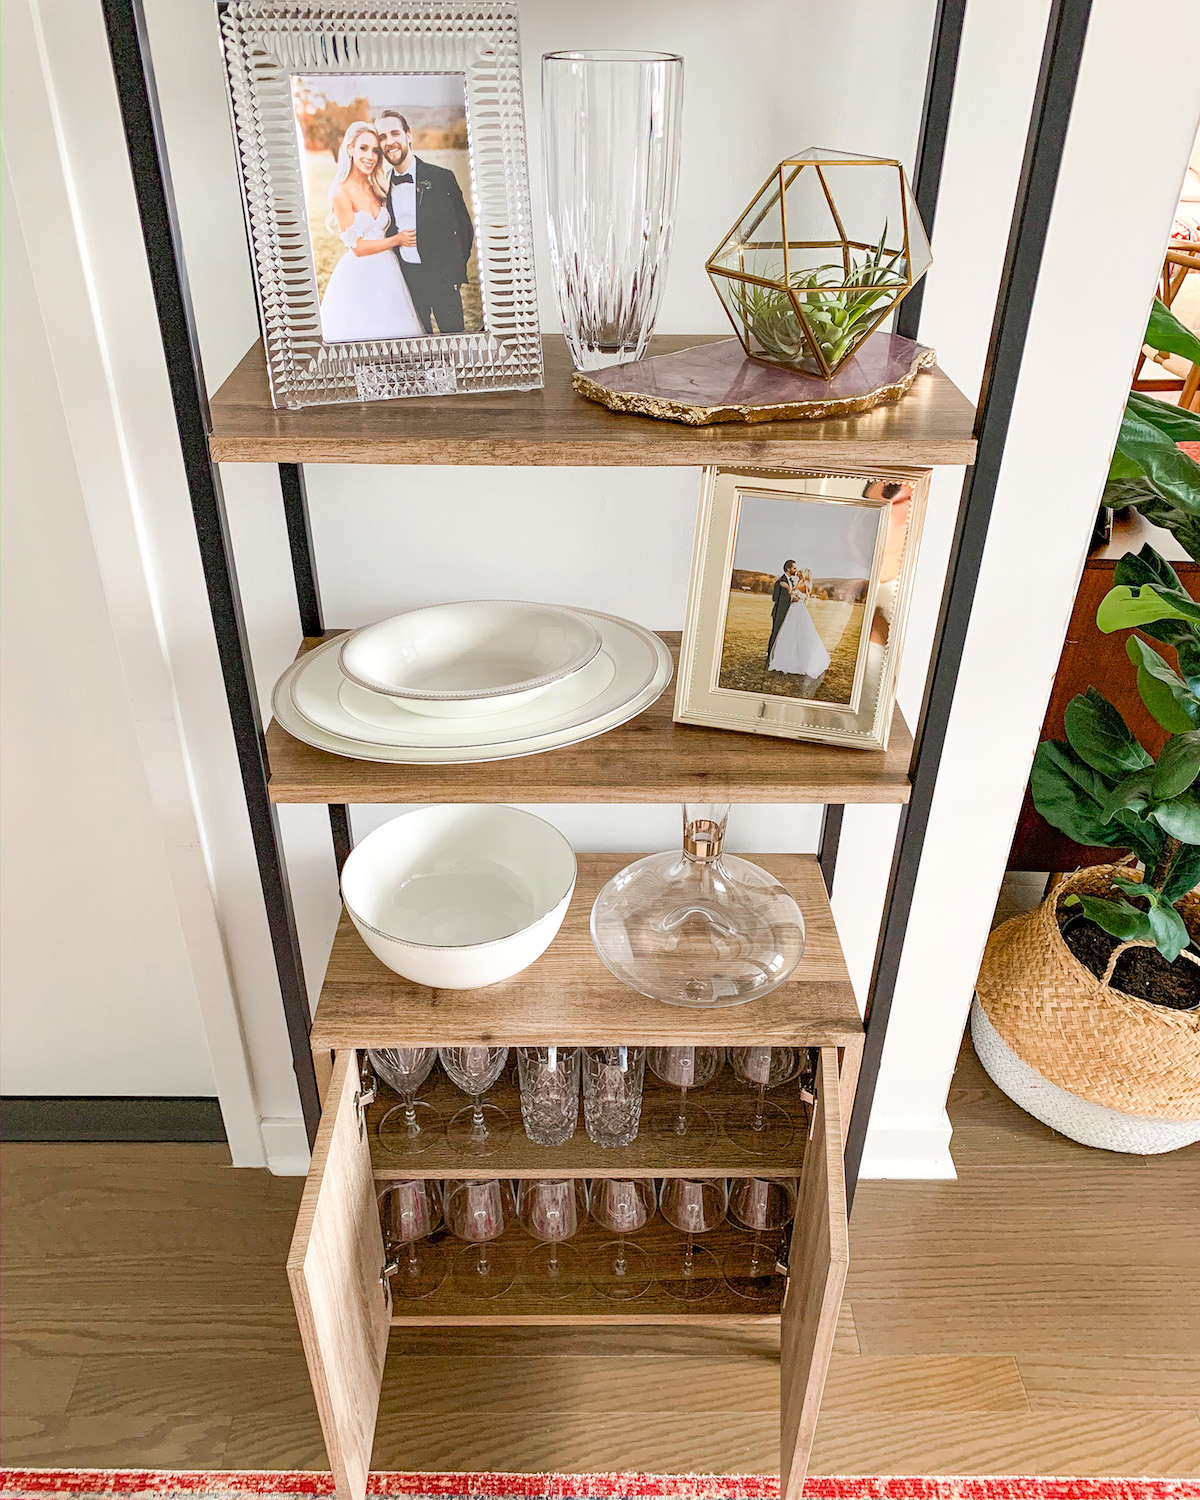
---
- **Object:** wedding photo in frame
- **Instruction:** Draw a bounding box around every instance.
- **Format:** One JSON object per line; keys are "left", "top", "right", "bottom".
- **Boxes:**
{"left": 674, "top": 466, "right": 930, "bottom": 752}
{"left": 219, "top": 1, "right": 542, "bottom": 409}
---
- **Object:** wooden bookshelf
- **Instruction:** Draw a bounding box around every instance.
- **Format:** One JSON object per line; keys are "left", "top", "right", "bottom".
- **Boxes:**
{"left": 209, "top": 335, "right": 978, "bottom": 467}
{"left": 385, "top": 1215, "right": 785, "bottom": 1326}
{"left": 368, "top": 1066, "right": 813, "bottom": 1181}
{"left": 310, "top": 853, "right": 863, "bottom": 1051}
{"left": 266, "top": 632, "right": 915, "bottom": 805}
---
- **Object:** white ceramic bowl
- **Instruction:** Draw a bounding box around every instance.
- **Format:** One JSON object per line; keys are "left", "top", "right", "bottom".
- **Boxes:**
{"left": 340, "top": 805, "right": 577, "bottom": 989}
{"left": 338, "top": 601, "right": 602, "bottom": 718}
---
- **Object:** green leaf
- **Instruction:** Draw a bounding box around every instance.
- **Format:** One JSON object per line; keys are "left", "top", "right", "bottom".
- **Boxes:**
{"left": 1152, "top": 730, "right": 1200, "bottom": 800}
{"left": 1031, "top": 741, "right": 1120, "bottom": 847}
{"left": 1113, "top": 544, "right": 1185, "bottom": 594}
{"left": 1063, "top": 689, "right": 1152, "bottom": 777}
{"left": 1100, "top": 769, "right": 1155, "bottom": 823}
{"left": 1127, "top": 391, "right": 1200, "bottom": 445}
{"left": 1129, "top": 489, "right": 1200, "bottom": 568}
{"left": 1114, "top": 409, "right": 1200, "bottom": 514}
{"left": 1162, "top": 843, "right": 1200, "bottom": 903}
{"left": 1073, "top": 893, "right": 1154, "bottom": 943}
{"left": 1127, "top": 635, "right": 1200, "bottom": 730}
{"left": 1146, "top": 296, "right": 1200, "bottom": 365}
{"left": 1097, "top": 583, "right": 1200, "bottom": 634}
{"left": 1148, "top": 899, "right": 1190, "bottom": 962}
{"left": 1152, "top": 791, "right": 1200, "bottom": 843}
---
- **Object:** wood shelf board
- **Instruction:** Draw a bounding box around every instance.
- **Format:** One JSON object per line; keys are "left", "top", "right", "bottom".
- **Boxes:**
{"left": 387, "top": 1217, "right": 784, "bottom": 1326}
{"left": 208, "top": 336, "right": 977, "bottom": 467}
{"left": 368, "top": 1066, "right": 812, "bottom": 1181}
{"left": 311, "top": 853, "right": 863, "bottom": 1049}
{"left": 266, "top": 633, "right": 914, "bottom": 806}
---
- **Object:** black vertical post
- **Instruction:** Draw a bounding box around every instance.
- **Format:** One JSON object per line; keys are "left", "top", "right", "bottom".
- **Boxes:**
{"left": 818, "top": 805, "right": 844, "bottom": 896}
{"left": 896, "top": 0, "right": 968, "bottom": 342}
{"left": 845, "top": 0, "right": 1094, "bottom": 1206}
{"left": 279, "top": 463, "right": 325, "bottom": 639}
{"left": 101, "top": 0, "right": 322, "bottom": 1146}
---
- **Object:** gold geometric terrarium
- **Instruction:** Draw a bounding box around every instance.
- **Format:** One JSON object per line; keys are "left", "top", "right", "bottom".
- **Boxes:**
{"left": 707, "top": 147, "right": 932, "bottom": 380}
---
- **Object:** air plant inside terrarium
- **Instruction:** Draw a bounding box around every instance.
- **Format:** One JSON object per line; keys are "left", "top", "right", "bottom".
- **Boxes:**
{"left": 730, "top": 228, "right": 907, "bottom": 373}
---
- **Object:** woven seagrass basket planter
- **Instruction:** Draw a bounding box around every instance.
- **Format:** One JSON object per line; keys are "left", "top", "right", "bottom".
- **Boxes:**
{"left": 975, "top": 863, "right": 1200, "bottom": 1145}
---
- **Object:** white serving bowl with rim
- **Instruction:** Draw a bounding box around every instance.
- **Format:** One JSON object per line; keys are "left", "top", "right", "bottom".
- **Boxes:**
{"left": 340, "top": 805, "right": 577, "bottom": 989}
{"left": 338, "top": 601, "right": 602, "bottom": 718}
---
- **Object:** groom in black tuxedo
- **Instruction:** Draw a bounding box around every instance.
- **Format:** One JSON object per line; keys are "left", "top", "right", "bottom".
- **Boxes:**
{"left": 766, "top": 560, "right": 798, "bottom": 666}
{"left": 376, "top": 109, "right": 475, "bottom": 335}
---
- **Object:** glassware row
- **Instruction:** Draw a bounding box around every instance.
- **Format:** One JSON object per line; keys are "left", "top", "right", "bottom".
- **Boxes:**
{"left": 368, "top": 1045, "right": 817, "bottom": 1159}
{"left": 380, "top": 1175, "right": 798, "bottom": 1305}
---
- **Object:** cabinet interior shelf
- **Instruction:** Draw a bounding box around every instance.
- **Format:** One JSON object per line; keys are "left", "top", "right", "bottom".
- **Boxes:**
{"left": 387, "top": 1216, "right": 785, "bottom": 1326}
{"left": 267, "top": 633, "right": 914, "bottom": 806}
{"left": 369, "top": 1068, "right": 813, "bottom": 1181}
{"left": 311, "top": 853, "right": 863, "bottom": 1050}
{"left": 208, "top": 335, "right": 978, "bottom": 467}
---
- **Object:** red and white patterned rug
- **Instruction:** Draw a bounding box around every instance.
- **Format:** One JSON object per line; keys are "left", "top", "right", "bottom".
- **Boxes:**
{"left": 2, "top": 1474, "right": 1197, "bottom": 1500}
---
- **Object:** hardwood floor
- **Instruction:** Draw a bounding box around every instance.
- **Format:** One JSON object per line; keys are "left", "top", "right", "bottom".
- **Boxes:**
{"left": 3, "top": 1038, "right": 1198, "bottom": 1477}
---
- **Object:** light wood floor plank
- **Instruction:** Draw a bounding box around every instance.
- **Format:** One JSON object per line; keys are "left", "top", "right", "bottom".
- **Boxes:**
{"left": 0, "top": 1349, "right": 83, "bottom": 1418}
{"left": 808, "top": 1408, "right": 1200, "bottom": 1477}
{"left": 820, "top": 1354, "right": 1028, "bottom": 1413}
{"left": 1018, "top": 1355, "right": 1200, "bottom": 1411}
{"left": 0, "top": 1412, "right": 234, "bottom": 1469}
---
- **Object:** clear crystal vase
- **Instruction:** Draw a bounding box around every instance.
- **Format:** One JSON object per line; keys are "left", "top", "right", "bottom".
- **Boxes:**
{"left": 541, "top": 50, "right": 684, "bottom": 370}
{"left": 589, "top": 805, "right": 805, "bottom": 1008}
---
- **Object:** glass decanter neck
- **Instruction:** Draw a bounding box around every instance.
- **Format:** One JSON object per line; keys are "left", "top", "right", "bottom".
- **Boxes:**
{"left": 682, "top": 803, "right": 730, "bottom": 862}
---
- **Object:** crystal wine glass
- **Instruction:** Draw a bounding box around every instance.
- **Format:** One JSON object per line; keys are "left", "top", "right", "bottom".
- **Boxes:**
{"left": 516, "top": 1179, "right": 586, "bottom": 1298}
{"left": 658, "top": 1177, "right": 728, "bottom": 1302}
{"left": 378, "top": 1179, "right": 445, "bottom": 1300}
{"left": 723, "top": 1176, "right": 797, "bottom": 1301}
{"left": 582, "top": 1046, "right": 646, "bottom": 1148}
{"left": 724, "top": 1047, "right": 800, "bottom": 1155}
{"left": 646, "top": 1046, "right": 723, "bottom": 1158}
{"left": 369, "top": 1048, "right": 443, "bottom": 1157}
{"left": 587, "top": 1177, "right": 656, "bottom": 1301}
{"left": 443, "top": 1178, "right": 517, "bottom": 1298}
{"left": 438, "top": 1046, "right": 512, "bottom": 1157}
{"left": 516, "top": 1046, "right": 580, "bottom": 1146}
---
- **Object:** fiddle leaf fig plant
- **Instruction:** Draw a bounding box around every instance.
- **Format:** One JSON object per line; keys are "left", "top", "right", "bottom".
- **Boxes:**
{"left": 1103, "top": 298, "right": 1200, "bottom": 559}
{"left": 1031, "top": 543, "right": 1200, "bottom": 963}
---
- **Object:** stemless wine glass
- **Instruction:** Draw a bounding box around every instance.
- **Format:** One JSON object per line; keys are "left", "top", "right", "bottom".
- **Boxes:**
{"left": 587, "top": 1177, "right": 656, "bottom": 1301}
{"left": 647, "top": 1046, "right": 723, "bottom": 1158}
{"left": 369, "top": 1048, "right": 443, "bottom": 1156}
{"left": 517, "top": 1179, "right": 586, "bottom": 1298}
{"left": 582, "top": 1046, "right": 646, "bottom": 1148}
{"left": 723, "top": 1176, "right": 797, "bottom": 1301}
{"left": 516, "top": 1046, "right": 580, "bottom": 1146}
{"left": 438, "top": 1046, "right": 512, "bottom": 1156}
{"left": 658, "top": 1177, "right": 728, "bottom": 1302}
{"left": 378, "top": 1179, "right": 445, "bottom": 1300}
{"left": 724, "top": 1047, "right": 800, "bottom": 1155}
{"left": 443, "top": 1178, "right": 517, "bottom": 1298}
{"left": 542, "top": 50, "right": 684, "bottom": 370}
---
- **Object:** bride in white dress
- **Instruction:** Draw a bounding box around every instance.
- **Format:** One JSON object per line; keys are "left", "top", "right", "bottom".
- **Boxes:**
{"left": 768, "top": 568, "right": 831, "bottom": 679}
{"left": 319, "top": 121, "right": 424, "bottom": 344}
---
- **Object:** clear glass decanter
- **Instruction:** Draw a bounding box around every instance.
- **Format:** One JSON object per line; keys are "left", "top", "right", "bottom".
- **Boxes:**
{"left": 589, "top": 804, "right": 805, "bottom": 1007}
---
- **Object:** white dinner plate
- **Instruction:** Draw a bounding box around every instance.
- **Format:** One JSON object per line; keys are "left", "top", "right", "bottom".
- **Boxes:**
{"left": 271, "top": 610, "right": 673, "bottom": 764}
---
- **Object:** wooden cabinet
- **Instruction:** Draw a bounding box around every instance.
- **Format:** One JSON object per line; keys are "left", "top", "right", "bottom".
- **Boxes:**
{"left": 288, "top": 859, "right": 860, "bottom": 1500}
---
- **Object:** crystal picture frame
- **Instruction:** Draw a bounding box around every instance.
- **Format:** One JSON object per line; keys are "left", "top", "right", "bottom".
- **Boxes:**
{"left": 219, "top": 1, "right": 543, "bottom": 409}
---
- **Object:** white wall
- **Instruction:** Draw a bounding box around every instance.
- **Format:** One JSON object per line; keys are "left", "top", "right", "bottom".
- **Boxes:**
{"left": 0, "top": 158, "right": 216, "bottom": 1098}
{"left": 6, "top": 0, "right": 1198, "bottom": 1173}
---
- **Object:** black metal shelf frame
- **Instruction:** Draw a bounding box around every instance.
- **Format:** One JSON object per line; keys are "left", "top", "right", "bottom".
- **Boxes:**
{"left": 99, "top": 0, "right": 1092, "bottom": 1195}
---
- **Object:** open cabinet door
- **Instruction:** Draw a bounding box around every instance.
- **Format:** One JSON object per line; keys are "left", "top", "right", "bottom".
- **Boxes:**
{"left": 780, "top": 1047, "right": 849, "bottom": 1500}
{"left": 287, "top": 1049, "right": 390, "bottom": 1500}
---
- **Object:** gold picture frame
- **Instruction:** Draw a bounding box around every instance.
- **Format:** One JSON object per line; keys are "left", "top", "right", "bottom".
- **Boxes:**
{"left": 674, "top": 465, "right": 930, "bottom": 752}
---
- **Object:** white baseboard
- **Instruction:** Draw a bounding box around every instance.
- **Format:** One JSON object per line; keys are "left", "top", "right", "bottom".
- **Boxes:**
{"left": 260, "top": 1116, "right": 311, "bottom": 1176}
{"left": 857, "top": 1109, "right": 958, "bottom": 1180}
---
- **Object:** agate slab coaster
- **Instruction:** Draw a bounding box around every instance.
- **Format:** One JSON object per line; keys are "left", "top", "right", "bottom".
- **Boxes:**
{"left": 573, "top": 333, "right": 937, "bottom": 426}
